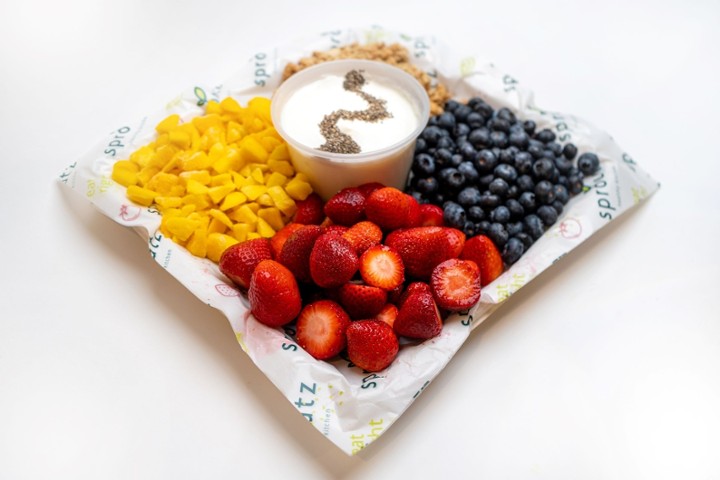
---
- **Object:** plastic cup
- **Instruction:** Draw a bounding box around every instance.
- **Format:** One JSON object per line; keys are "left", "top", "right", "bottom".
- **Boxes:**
{"left": 271, "top": 59, "right": 430, "bottom": 200}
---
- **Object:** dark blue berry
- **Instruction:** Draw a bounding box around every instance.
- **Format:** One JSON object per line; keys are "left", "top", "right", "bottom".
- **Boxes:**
{"left": 444, "top": 99, "right": 461, "bottom": 112}
{"left": 527, "top": 143, "right": 544, "bottom": 159}
{"left": 535, "top": 128, "right": 556, "bottom": 143}
{"left": 478, "top": 193, "right": 501, "bottom": 209}
{"left": 458, "top": 161, "right": 479, "bottom": 183}
{"left": 413, "top": 153, "right": 436, "bottom": 176}
{"left": 422, "top": 126, "right": 444, "bottom": 145}
{"left": 478, "top": 174, "right": 495, "bottom": 190}
{"left": 489, "top": 178, "right": 510, "bottom": 197}
{"left": 516, "top": 174, "right": 535, "bottom": 192}
{"left": 437, "top": 112, "right": 456, "bottom": 131}
{"left": 509, "top": 130, "right": 530, "bottom": 149}
{"left": 476, "top": 220, "right": 491, "bottom": 235}
{"left": 541, "top": 149, "right": 556, "bottom": 160}
{"left": 468, "top": 128, "right": 491, "bottom": 149}
{"left": 547, "top": 142, "right": 563, "bottom": 156}
{"left": 506, "top": 221, "right": 523, "bottom": 237}
{"left": 449, "top": 154, "right": 464, "bottom": 168}
{"left": 436, "top": 136, "right": 455, "bottom": 150}
{"left": 514, "top": 151, "right": 534, "bottom": 174}
{"left": 496, "top": 107, "right": 517, "bottom": 124}
{"left": 454, "top": 122, "right": 470, "bottom": 137}
{"left": 534, "top": 180, "right": 556, "bottom": 204}
{"left": 553, "top": 184, "right": 569, "bottom": 204}
{"left": 453, "top": 105, "right": 472, "bottom": 123}
{"left": 554, "top": 156, "right": 574, "bottom": 174}
{"left": 458, "top": 186, "right": 482, "bottom": 207}
{"left": 487, "top": 222, "right": 509, "bottom": 248}
{"left": 515, "top": 232, "right": 534, "bottom": 249}
{"left": 488, "top": 117, "right": 510, "bottom": 133}
{"left": 518, "top": 191, "right": 537, "bottom": 211}
{"left": 562, "top": 143, "right": 578, "bottom": 160}
{"left": 443, "top": 201, "right": 467, "bottom": 228}
{"left": 506, "top": 184, "right": 519, "bottom": 199}
{"left": 490, "top": 131, "right": 509, "bottom": 148}
{"left": 502, "top": 237, "right": 525, "bottom": 265}
{"left": 578, "top": 152, "right": 600, "bottom": 175}
{"left": 567, "top": 174, "right": 584, "bottom": 195}
{"left": 466, "top": 112, "right": 486, "bottom": 129}
{"left": 439, "top": 167, "right": 466, "bottom": 190}
{"left": 474, "top": 149, "right": 498, "bottom": 173}
{"left": 415, "top": 137, "right": 428, "bottom": 153}
{"left": 498, "top": 148, "right": 515, "bottom": 164}
{"left": 462, "top": 221, "right": 477, "bottom": 237}
{"left": 416, "top": 177, "right": 439, "bottom": 194}
{"left": 434, "top": 148, "right": 454, "bottom": 167}
{"left": 532, "top": 158, "right": 556, "bottom": 181}
{"left": 523, "top": 120, "right": 537, "bottom": 135}
{"left": 459, "top": 142, "right": 477, "bottom": 161}
{"left": 471, "top": 100, "right": 494, "bottom": 119}
{"left": 551, "top": 200, "right": 565, "bottom": 215}
{"left": 468, "top": 206, "right": 485, "bottom": 221}
{"left": 490, "top": 205, "right": 511, "bottom": 224}
{"left": 506, "top": 198, "right": 524, "bottom": 218}
{"left": 536, "top": 205, "right": 559, "bottom": 226}
{"left": 494, "top": 164, "right": 518, "bottom": 183}
{"left": 523, "top": 214, "right": 545, "bottom": 240}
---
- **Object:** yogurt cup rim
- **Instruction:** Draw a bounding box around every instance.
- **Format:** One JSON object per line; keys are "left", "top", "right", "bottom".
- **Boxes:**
{"left": 271, "top": 59, "right": 430, "bottom": 164}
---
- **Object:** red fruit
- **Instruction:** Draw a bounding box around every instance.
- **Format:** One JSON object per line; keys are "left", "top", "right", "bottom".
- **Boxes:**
{"left": 365, "top": 187, "right": 411, "bottom": 231}
{"left": 397, "top": 281, "right": 430, "bottom": 307}
{"left": 460, "top": 235, "right": 504, "bottom": 287}
{"left": 375, "top": 303, "right": 398, "bottom": 329}
{"left": 342, "top": 221, "right": 383, "bottom": 255}
{"left": 270, "top": 223, "right": 304, "bottom": 258}
{"left": 430, "top": 259, "right": 482, "bottom": 311}
{"left": 323, "top": 187, "right": 366, "bottom": 226}
{"left": 277, "top": 225, "right": 324, "bottom": 283}
{"left": 338, "top": 282, "right": 388, "bottom": 319}
{"left": 404, "top": 194, "right": 422, "bottom": 228}
{"left": 346, "top": 320, "right": 399, "bottom": 372}
{"left": 219, "top": 238, "right": 273, "bottom": 289}
{"left": 359, "top": 244, "right": 405, "bottom": 291}
{"left": 419, "top": 204, "right": 444, "bottom": 227}
{"left": 296, "top": 300, "right": 351, "bottom": 360}
{"left": 356, "top": 182, "right": 385, "bottom": 198}
{"left": 385, "top": 226, "right": 462, "bottom": 279}
{"left": 248, "top": 260, "right": 302, "bottom": 327}
{"left": 443, "top": 228, "right": 466, "bottom": 258}
{"left": 394, "top": 282, "right": 443, "bottom": 339}
{"left": 323, "top": 224, "right": 350, "bottom": 237}
{"left": 309, "top": 234, "right": 359, "bottom": 288}
{"left": 293, "top": 193, "right": 325, "bottom": 225}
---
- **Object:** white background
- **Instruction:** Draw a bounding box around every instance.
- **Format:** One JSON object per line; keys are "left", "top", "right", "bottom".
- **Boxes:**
{"left": 1, "top": 1, "right": 719, "bottom": 478}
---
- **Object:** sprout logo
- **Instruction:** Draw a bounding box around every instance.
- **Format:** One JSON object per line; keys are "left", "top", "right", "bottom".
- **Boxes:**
{"left": 559, "top": 218, "right": 582, "bottom": 239}
{"left": 194, "top": 86, "right": 207, "bottom": 106}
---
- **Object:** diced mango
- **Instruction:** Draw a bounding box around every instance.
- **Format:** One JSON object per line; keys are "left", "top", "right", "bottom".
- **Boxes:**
{"left": 240, "top": 185, "right": 267, "bottom": 201}
{"left": 240, "top": 136, "right": 268, "bottom": 163}
{"left": 206, "top": 233, "right": 238, "bottom": 262}
{"left": 258, "top": 207, "right": 284, "bottom": 231}
{"left": 126, "top": 185, "right": 159, "bottom": 206}
{"left": 208, "top": 184, "right": 235, "bottom": 204}
{"left": 163, "top": 216, "right": 199, "bottom": 242}
{"left": 219, "top": 191, "right": 247, "bottom": 211}
{"left": 256, "top": 217, "right": 276, "bottom": 238}
{"left": 284, "top": 175, "right": 313, "bottom": 201}
{"left": 186, "top": 226, "right": 207, "bottom": 258}
{"left": 155, "top": 114, "right": 180, "bottom": 133}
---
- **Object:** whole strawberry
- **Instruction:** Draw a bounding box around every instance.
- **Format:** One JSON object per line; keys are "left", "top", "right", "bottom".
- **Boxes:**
{"left": 309, "top": 234, "right": 359, "bottom": 288}
{"left": 346, "top": 320, "right": 399, "bottom": 372}
{"left": 293, "top": 193, "right": 325, "bottom": 225}
{"left": 277, "top": 225, "right": 324, "bottom": 283}
{"left": 248, "top": 259, "right": 302, "bottom": 328}
{"left": 323, "top": 187, "right": 366, "bottom": 226}
{"left": 385, "top": 226, "right": 464, "bottom": 279}
{"left": 460, "top": 235, "right": 504, "bottom": 287}
{"left": 365, "top": 187, "right": 412, "bottom": 231}
{"left": 338, "top": 282, "right": 388, "bottom": 319}
{"left": 394, "top": 282, "right": 443, "bottom": 339}
{"left": 219, "top": 238, "right": 273, "bottom": 290}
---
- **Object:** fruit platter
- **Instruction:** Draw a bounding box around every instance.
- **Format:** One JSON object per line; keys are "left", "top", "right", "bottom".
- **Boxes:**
{"left": 58, "top": 26, "right": 659, "bottom": 455}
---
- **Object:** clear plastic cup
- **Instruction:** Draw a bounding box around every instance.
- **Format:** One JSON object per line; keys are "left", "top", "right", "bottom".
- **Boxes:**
{"left": 271, "top": 59, "right": 430, "bottom": 200}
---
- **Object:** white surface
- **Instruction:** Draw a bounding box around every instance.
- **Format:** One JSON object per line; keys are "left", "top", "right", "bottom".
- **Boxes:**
{"left": 1, "top": 1, "right": 719, "bottom": 478}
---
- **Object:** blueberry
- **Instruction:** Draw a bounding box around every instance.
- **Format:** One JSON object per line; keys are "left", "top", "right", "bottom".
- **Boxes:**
{"left": 541, "top": 149, "right": 556, "bottom": 160}
{"left": 454, "top": 122, "right": 470, "bottom": 137}
{"left": 444, "top": 99, "right": 461, "bottom": 112}
{"left": 458, "top": 161, "right": 479, "bottom": 183}
{"left": 488, "top": 117, "right": 510, "bottom": 133}
{"left": 567, "top": 174, "right": 584, "bottom": 195}
{"left": 535, "top": 128, "right": 556, "bottom": 143}
{"left": 553, "top": 184, "right": 570, "bottom": 204}
{"left": 547, "top": 142, "right": 563, "bottom": 156}
{"left": 474, "top": 149, "right": 498, "bottom": 173}
{"left": 578, "top": 152, "right": 600, "bottom": 175}
{"left": 416, "top": 177, "right": 439, "bottom": 194}
{"left": 506, "top": 185, "right": 519, "bottom": 199}
{"left": 523, "top": 119, "right": 537, "bottom": 135}
{"left": 553, "top": 156, "right": 574, "bottom": 174}
{"left": 534, "top": 180, "right": 557, "bottom": 204}
{"left": 422, "top": 126, "right": 444, "bottom": 145}
{"left": 527, "top": 143, "right": 544, "bottom": 159}
{"left": 523, "top": 214, "right": 545, "bottom": 240}
{"left": 432, "top": 192, "right": 446, "bottom": 204}
{"left": 514, "top": 151, "right": 534, "bottom": 174}
{"left": 506, "top": 198, "right": 525, "bottom": 218}
{"left": 458, "top": 186, "right": 483, "bottom": 207}
{"left": 454, "top": 105, "right": 472, "bottom": 123}
{"left": 478, "top": 193, "right": 501, "bottom": 209}
{"left": 435, "top": 148, "right": 454, "bottom": 166}
{"left": 449, "top": 154, "right": 464, "bottom": 168}
{"left": 468, "top": 128, "right": 491, "bottom": 149}
{"left": 459, "top": 142, "right": 477, "bottom": 161}
{"left": 474, "top": 102, "right": 494, "bottom": 120}
{"left": 478, "top": 173, "right": 495, "bottom": 189}
{"left": 487, "top": 222, "right": 509, "bottom": 248}
{"left": 413, "top": 153, "right": 436, "bottom": 176}
{"left": 516, "top": 174, "right": 535, "bottom": 192}
{"left": 494, "top": 163, "right": 518, "bottom": 183}
{"left": 496, "top": 107, "right": 517, "bottom": 124}
{"left": 498, "top": 148, "right": 515, "bottom": 164}
{"left": 489, "top": 178, "right": 510, "bottom": 197}
{"left": 509, "top": 130, "right": 530, "bottom": 149}
{"left": 515, "top": 232, "right": 534, "bottom": 250}
{"left": 439, "top": 167, "right": 466, "bottom": 190}
{"left": 557, "top": 175, "right": 569, "bottom": 188}
{"left": 476, "top": 220, "right": 491, "bottom": 235}
{"left": 506, "top": 221, "right": 524, "bottom": 236}
{"left": 490, "top": 205, "right": 511, "bottom": 224}
{"left": 562, "top": 143, "right": 578, "bottom": 160}
{"left": 490, "top": 131, "right": 509, "bottom": 148}
{"left": 443, "top": 201, "right": 467, "bottom": 228}
{"left": 437, "top": 112, "right": 456, "bottom": 131}
{"left": 436, "top": 136, "right": 456, "bottom": 150}
{"left": 502, "top": 237, "right": 525, "bottom": 265}
{"left": 415, "top": 137, "right": 428, "bottom": 153}
{"left": 532, "top": 158, "right": 556, "bottom": 181}
{"left": 468, "top": 205, "right": 485, "bottom": 221}
{"left": 518, "top": 191, "right": 537, "bottom": 211}
{"left": 466, "top": 112, "right": 486, "bottom": 129}
{"left": 536, "top": 205, "right": 559, "bottom": 226}
{"left": 551, "top": 200, "right": 565, "bottom": 215}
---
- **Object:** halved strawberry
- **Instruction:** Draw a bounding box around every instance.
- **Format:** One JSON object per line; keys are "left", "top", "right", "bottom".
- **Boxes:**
{"left": 309, "top": 234, "right": 359, "bottom": 288}
{"left": 219, "top": 238, "right": 273, "bottom": 289}
{"left": 359, "top": 244, "right": 405, "bottom": 291}
{"left": 338, "top": 282, "right": 388, "bottom": 319}
{"left": 460, "top": 235, "right": 504, "bottom": 287}
{"left": 394, "top": 282, "right": 443, "bottom": 339}
{"left": 346, "top": 320, "right": 399, "bottom": 372}
{"left": 248, "top": 259, "right": 302, "bottom": 327}
{"left": 293, "top": 192, "right": 325, "bottom": 225}
{"left": 385, "top": 226, "right": 462, "bottom": 279}
{"left": 277, "top": 225, "right": 324, "bottom": 283}
{"left": 323, "top": 187, "right": 366, "bottom": 226}
{"left": 419, "top": 204, "right": 444, "bottom": 227}
{"left": 430, "top": 258, "right": 482, "bottom": 311}
{"left": 270, "top": 223, "right": 304, "bottom": 258}
{"left": 342, "top": 221, "right": 383, "bottom": 255}
{"left": 375, "top": 303, "right": 398, "bottom": 329}
{"left": 365, "top": 187, "right": 411, "bottom": 231}
{"left": 295, "top": 300, "right": 351, "bottom": 360}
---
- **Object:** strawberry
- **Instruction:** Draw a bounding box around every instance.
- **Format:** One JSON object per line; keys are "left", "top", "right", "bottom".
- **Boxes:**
{"left": 219, "top": 238, "right": 273, "bottom": 290}
{"left": 365, "top": 187, "right": 411, "bottom": 231}
{"left": 394, "top": 282, "right": 443, "bottom": 340}
{"left": 338, "top": 282, "right": 388, "bottom": 319}
{"left": 323, "top": 187, "right": 366, "bottom": 226}
{"left": 295, "top": 300, "right": 351, "bottom": 360}
{"left": 430, "top": 259, "right": 482, "bottom": 311}
{"left": 270, "top": 223, "right": 304, "bottom": 258}
{"left": 309, "top": 234, "right": 359, "bottom": 288}
{"left": 404, "top": 194, "right": 422, "bottom": 228}
{"left": 359, "top": 244, "right": 405, "bottom": 291}
{"left": 419, "top": 204, "right": 444, "bottom": 227}
{"left": 323, "top": 224, "right": 349, "bottom": 237}
{"left": 293, "top": 193, "right": 325, "bottom": 225}
{"left": 342, "top": 221, "right": 383, "bottom": 255}
{"left": 460, "top": 235, "right": 504, "bottom": 287}
{"left": 346, "top": 320, "right": 399, "bottom": 372}
{"left": 385, "top": 226, "right": 462, "bottom": 279}
{"left": 248, "top": 259, "right": 302, "bottom": 327}
{"left": 277, "top": 225, "right": 324, "bottom": 283}
{"left": 356, "top": 182, "right": 385, "bottom": 198}
{"left": 375, "top": 303, "right": 398, "bottom": 329}
{"left": 443, "top": 228, "right": 466, "bottom": 258}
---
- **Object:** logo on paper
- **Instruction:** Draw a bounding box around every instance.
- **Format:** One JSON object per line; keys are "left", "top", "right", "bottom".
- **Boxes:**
{"left": 119, "top": 204, "right": 141, "bottom": 222}
{"left": 559, "top": 218, "right": 582, "bottom": 239}
{"left": 215, "top": 284, "right": 239, "bottom": 297}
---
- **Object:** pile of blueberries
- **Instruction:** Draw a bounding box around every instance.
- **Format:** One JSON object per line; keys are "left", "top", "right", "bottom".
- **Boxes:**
{"left": 405, "top": 97, "right": 600, "bottom": 266}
